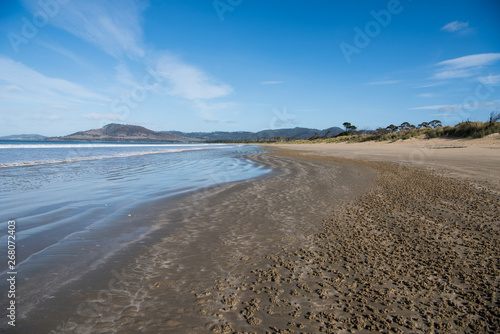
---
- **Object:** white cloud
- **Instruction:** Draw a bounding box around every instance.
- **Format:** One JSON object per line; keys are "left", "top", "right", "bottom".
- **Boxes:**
{"left": 155, "top": 54, "right": 233, "bottom": 100}
{"left": 433, "top": 53, "right": 500, "bottom": 80}
{"left": 21, "top": 0, "right": 147, "bottom": 59}
{"left": 367, "top": 80, "right": 401, "bottom": 85}
{"left": 115, "top": 63, "right": 137, "bottom": 87}
{"left": 437, "top": 53, "right": 500, "bottom": 69}
{"left": 6, "top": 85, "right": 23, "bottom": 92}
{"left": 260, "top": 81, "right": 285, "bottom": 85}
{"left": 34, "top": 113, "right": 61, "bottom": 121}
{"left": 433, "top": 69, "right": 474, "bottom": 80}
{"left": 411, "top": 100, "right": 500, "bottom": 111}
{"left": 0, "top": 56, "right": 108, "bottom": 104}
{"left": 193, "top": 101, "right": 237, "bottom": 123}
{"left": 84, "top": 113, "right": 124, "bottom": 121}
{"left": 20, "top": 0, "right": 235, "bottom": 123}
{"left": 417, "top": 93, "right": 436, "bottom": 98}
{"left": 411, "top": 105, "right": 458, "bottom": 111}
{"left": 416, "top": 82, "right": 447, "bottom": 88}
{"left": 293, "top": 109, "right": 318, "bottom": 112}
{"left": 479, "top": 74, "right": 500, "bottom": 85}
{"left": 50, "top": 105, "right": 71, "bottom": 111}
{"left": 441, "top": 21, "right": 469, "bottom": 32}
{"left": 35, "top": 40, "right": 93, "bottom": 69}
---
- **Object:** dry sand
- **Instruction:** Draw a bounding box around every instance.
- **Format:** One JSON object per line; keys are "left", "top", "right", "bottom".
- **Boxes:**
{"left": 276, "top": 134, "right": 500, "bottom": 191}
{"left": 20, "top": 137, "right": 500, "bottom": 333}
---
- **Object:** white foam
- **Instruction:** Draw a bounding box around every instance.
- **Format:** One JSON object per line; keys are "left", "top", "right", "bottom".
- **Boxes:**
{"left": 0, "top": 143, "right": 225, "bottom": 149}
{"left": 0, "top": 146, "right": 227, "bottom": 168}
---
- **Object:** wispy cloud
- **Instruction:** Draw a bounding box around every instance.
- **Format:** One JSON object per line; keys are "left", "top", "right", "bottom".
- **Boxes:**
{"left": 50, "top": 105, "right": 71, "bottom": 111}
{"left": 367, "top": 80, "right": 401, "bottom": 85}
{"left": 410, "top": 105, "right": 458, "bottom": 111}
{"left": 417, "top": 93, "right": 436, "bottom": 98}
{"left": 0, "top": 56, "right": 108, "bottom": 104}
{"left": 260, "top": 81, "right": 285, "bottom": 85}
{"left": 441, "top": 21, "right": 469, "bottom": 32}
{"left": 22, "top": 0, "right": 147, "bottom": 59}
{"left": 5, "top": 85, "right": 23, "bottom": 93}
{"left": 35, "top": 40, "right": 93, "bottom": 69}
{"left": 437, "top": 53, "right": 500, "bottom": 69}
{"left": 20, "top": 0, "right": 235, "bottom": 123}
{"left": 433, "top": 53, "right": 500, "bottom": 80}
{"left": 34, "top": 113, "right": 62, "bottom": 121}
{"left": 83, "top": 113, "right": 125, "bottom": 121}
{"left": 479, "top": 74, "right": 500, "bottom": 85}
{"left": 155, "top": 54, "right": 233, "bottom": 100}
{"left": 416, "top": 82, "right": 447, "bottom": 88}
{"left": 411, "top": 100, "right": 500, "bottom": 112}
{"left": 293, "top": 109, "right": 318, "bottom": 112}
{"left": 115, "top": 63, "right": 137, "bottom": 87}
{"left": 193, "top": 101, "right": 237, "bottom": 123}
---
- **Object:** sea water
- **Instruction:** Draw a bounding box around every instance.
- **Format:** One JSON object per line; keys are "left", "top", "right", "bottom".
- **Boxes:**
{"left": 0, "top": 141, "right": 269, "bottom": 315}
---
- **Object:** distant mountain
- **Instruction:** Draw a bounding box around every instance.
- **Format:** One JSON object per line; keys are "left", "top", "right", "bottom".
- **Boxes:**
{"left": 0, "top": 134, "right": 47, "bottom": 141}
{"left": 168, "top": 127, "right": 343, "bottom": 141}
{"left": 46, "top": 124, "right": 200, "bottom": 143}
{"left": 42, "top": 124, "right": 344, "bottom": 143}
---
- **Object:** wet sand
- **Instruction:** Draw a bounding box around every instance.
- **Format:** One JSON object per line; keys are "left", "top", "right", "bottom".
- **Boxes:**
{"left": 17, "top": 139, "right": 500, "bottom": 333}
{"left": 18, "top": 149, "right": 375, "bottom": 333}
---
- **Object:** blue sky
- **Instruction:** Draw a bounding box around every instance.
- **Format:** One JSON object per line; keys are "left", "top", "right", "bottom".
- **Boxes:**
{"left": 0, "top": 0, "right": 499, "bottom": 136}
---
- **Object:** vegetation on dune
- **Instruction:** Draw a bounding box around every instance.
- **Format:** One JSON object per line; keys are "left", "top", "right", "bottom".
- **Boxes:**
{"left": 205, "top": 113, "right": 500, "bottom": 144}
{"left": 287, "top": 112, "right": 500, "bottom": 144}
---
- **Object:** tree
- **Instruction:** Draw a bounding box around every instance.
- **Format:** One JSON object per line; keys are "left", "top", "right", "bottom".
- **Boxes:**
{"left": 374, "top": 127, "right": 389, "bottom": 135}
{"left": 489, "top": 111, "right": 500, "bottom": 125}
{"left": 386, "top": 124, "right": 398, "bottom": 133}
{"left": 343, "top": 122, "right": 352, "bottom": 132}
{"left": 418, "top": 122, "right": 430, "bottom": 129}
{"left": 399, "top": 122, "right": 414, "bottom": 131}
{"left": 341, "top": 122, "right": 357, "bottom": 135}
{"left": 429, "top": 120, "right": 442, "bottom": 128}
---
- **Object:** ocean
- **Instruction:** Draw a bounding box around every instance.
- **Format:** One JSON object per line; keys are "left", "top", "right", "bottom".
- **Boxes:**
{"left": 0, "top": 141, "right": 269, "bottom": 317}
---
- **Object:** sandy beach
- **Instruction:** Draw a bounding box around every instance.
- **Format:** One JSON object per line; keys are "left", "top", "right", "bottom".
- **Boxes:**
{"left": 277, "top": 134, "right": 500, "bottom": 191}
{"left": 20, "top": 137, "right": 500, "bottom": 333}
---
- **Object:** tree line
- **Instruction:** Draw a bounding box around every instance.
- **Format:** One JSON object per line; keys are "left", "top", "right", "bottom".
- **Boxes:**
{"left": 338, "top": 120, "right": 443, "bottom": 137}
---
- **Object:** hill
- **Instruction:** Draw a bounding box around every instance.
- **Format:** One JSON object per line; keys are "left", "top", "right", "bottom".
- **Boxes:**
{"left": 0, "top": 134, "right": 47, "bottom": 141}
{"left": 168, "top": 127, "right": 343, "bottom": 142}
{"left": 43, "top": 124, "right": 345, "bottom": 143}
{"left": 46, "top": 124, "right": 200, "bottom": 143}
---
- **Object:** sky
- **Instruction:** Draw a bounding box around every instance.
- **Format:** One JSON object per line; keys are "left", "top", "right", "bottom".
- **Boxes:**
{"left": 0, "top": 0, "right": 499, "bottom": 136}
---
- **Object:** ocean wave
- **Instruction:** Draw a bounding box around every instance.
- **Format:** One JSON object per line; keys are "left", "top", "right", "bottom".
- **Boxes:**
{"left": 0, "top": 147, "right": 219, "bottom": 168}
{"left": 0, "top": 143, "right": 227, "bottom": 149}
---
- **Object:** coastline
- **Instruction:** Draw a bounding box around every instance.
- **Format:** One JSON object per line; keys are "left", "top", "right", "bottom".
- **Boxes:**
{"left": 0, "top": 143, "right": 268, "bottom": 329}
{"left": 17, "top": 148, "right": 375, "bottom": 333}
{"left": 16, "top": 139, "right": 500, "bottom": 333}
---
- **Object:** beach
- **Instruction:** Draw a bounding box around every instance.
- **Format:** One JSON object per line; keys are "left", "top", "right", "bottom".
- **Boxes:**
{"left": 18, "top": 137, "right": 500, "bottom": 333}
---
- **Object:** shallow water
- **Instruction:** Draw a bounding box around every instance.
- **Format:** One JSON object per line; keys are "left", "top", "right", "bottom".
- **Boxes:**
{"left": 0, "top": 142, "right": 269, "bottom": 318}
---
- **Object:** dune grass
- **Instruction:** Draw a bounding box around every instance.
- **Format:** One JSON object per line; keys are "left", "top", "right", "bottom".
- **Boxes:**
{"left": 287, "top": 120, "right": 500, "bottom": 144}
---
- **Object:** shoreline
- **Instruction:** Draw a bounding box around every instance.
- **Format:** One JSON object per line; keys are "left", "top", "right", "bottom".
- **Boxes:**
{"left": 0, "top": 144, "right": 268, "bottom": 328}
{"left": 14, "top": 141, "right": 500, "bottom": 333}
{"left": 17, "top": 148, "right": 376, "bottom": 333}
